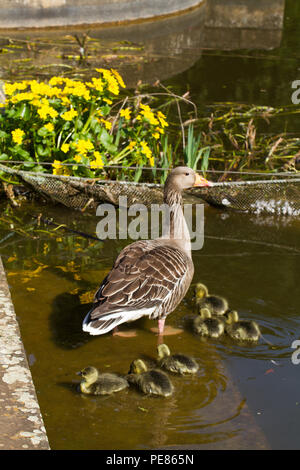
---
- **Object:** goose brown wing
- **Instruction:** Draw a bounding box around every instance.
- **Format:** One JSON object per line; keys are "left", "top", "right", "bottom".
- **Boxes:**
{"left": 83, "top": 240, "right": 192, "bottom": 334}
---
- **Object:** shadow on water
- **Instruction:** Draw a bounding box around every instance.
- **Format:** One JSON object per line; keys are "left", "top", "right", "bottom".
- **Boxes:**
{"left": 49, "top": 292, "right": 92, "bottom": 350}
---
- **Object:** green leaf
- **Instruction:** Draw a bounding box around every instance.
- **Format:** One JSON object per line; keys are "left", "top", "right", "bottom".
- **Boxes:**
{"left": 37, "top": 127, "right": 49, "bottom": 137}
{"left": 0, "top": 130, "right": 9, "bottom": 139}
{"left": 99, "top": 128, "right": 117, "bottom": 153}
{"left": 37, "top": 144, "right": 51, "bottom": 157}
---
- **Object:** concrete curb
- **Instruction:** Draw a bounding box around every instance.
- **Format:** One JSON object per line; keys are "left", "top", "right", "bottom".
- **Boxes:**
{"left": 0, "top": 258, "right": 50, "bottom": 450}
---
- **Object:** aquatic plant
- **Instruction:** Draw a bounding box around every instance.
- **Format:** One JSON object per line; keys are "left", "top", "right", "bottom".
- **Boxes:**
{"left": 0, "top": 69, "right": 168, "bottom": 180}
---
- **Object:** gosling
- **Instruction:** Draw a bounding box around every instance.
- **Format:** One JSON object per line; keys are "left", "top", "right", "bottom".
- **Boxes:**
{"left": 225, "top": 311, "right": 261, "bottom": 342}
{"left": 193, "top": 307, "right": 225, "bottom": 338}
{"left": 157, "top": 344, "right": 199, "bottom": 375}
{"left": 78, "top": 366, "right": 128, "bottom": 395}
{"left": 127, "top": 359, "right": 174, "bottom": 397}
{"left": 194, "top": 283, "right": 228, "bottom": 315}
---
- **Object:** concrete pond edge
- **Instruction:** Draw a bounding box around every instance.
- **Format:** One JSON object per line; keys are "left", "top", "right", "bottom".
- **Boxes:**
{"left": 0, "top": 257, "right": 50, "bottom": 450}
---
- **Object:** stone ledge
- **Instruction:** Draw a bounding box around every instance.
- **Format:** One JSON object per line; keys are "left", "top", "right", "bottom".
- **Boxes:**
{"left": 0, "top": 257, "right": 50, "bottom": 450}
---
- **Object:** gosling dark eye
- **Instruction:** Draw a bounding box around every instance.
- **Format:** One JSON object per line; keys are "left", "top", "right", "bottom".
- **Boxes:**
{"left": 185, "top": 172, "right": 189, "bottom": 176}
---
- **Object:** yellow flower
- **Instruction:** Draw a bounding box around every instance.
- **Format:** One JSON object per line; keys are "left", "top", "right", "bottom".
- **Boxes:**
{"left": 61, "top": 108, "right": 78, "bottom": 121}
{"left": 152, "top": 131, "right": 160, "bottom": 140}
{"left": 10, "top": 92, "right": 35, "bottom": 104}
{"left": 44, "top": 123, "right": 54, "bottom": 132}
{"left": 49, "top": 76, "right": 64, "bottom": 86}
{"left": 96, "top": 68, "right": 120, "bottom": 95}
{"left": 90, "top": 151, "right": 104, "bottom": 169}
{"left": 111, "top": 69, "right": 126, "bottom": 88}
{"left": 139, "top": 103, "right": 159, "bottom": 126}
{"left": 127, "top": 141, "right": 136, "bottom": 150}
{"left": 101, "top": 119, "right": 112, "bottom": 130}
{"left": 38, "top": 104, "right": 58, "bottom": 120}
{"left": 120, "top": 108, "right": 131, "bottom": 120}
{"left": 11, "top": 129, "right": 25, "bottom": 145}
{"left": 149, "top": 156, "right": 155, "bottom": 167}
{"left": 86, "top": 77, "right": 104, "bottom": 92}
{"left": 103, "top": 97, "right": 112, "bottom": 105}
{"left": 61, "top": 143, "right": 70, "bottom": 153}
{"left": 76, "top": 139, "right": 94, "bottom": 154}
{"left": 4, "top": 81, "right": 28, "bottom": 96}
{"left": 74, "top": 155, "right": 82, "bottom": 163}
{"left": 157, "top": 110, "right": 168, "bottom": 128}
{"left": 61, "top": 96, "right": 71, "bottom": 106}
{"left": 140, "top": 140, "right": 152, "bottom": 159}
{"left": 52, "top": 160, "right": 63, "bottom": 175}
{"left": 140, "top": 141, "right": 155, "bottom": 167}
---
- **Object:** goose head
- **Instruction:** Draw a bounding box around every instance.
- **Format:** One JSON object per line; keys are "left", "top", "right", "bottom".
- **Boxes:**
{"left": 165, "top": 167, "right": 212, "bottom": 193}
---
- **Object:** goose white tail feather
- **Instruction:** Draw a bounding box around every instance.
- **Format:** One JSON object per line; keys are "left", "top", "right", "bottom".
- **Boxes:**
{"left": 82, "top": 307, "right": 156, "bottom": 336}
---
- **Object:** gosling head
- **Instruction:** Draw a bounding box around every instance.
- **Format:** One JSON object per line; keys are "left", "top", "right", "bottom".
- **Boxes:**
{"left": 78, "top": 366, "right": 99, "bottom": 384}
{"left": 157, "top": 344, "right": 171, "bottom": 360}
{"left": 226, "top": 310, "right": 239, "bottom": 324}
{"left": 199, "top": 307, "right": 212, "bottom": 319}
{"left": 195, "top": 283, "right": 209, "bottom": 300}
{"left": 128, "top": 359, "right": 148, "bottom": 375}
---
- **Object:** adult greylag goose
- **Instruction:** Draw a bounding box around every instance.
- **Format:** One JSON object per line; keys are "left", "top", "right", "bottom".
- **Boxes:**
{"left": 82, "top": 166, "right": 212, "bottom": 337}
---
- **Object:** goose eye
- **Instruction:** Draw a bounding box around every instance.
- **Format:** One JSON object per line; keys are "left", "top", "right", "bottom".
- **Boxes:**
{"left": 185, "top": 172, "right": 189, "bottom": 176}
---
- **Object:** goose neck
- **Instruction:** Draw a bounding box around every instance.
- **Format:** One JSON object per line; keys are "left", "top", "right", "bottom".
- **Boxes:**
{"left": 163, "top": 187, "right": 191, "bottom": 254}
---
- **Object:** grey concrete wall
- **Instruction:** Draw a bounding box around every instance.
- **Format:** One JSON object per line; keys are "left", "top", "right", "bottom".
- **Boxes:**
{"left": 205, "top": 0, "right": 285, "bottom": 30}
{"left": 0, "top": 0, "right": 204, "bottom": 29}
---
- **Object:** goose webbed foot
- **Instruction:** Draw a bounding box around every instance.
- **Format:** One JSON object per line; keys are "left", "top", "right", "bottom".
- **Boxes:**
{"left": 112, "top": 326, "right": 137, "bottom": 338}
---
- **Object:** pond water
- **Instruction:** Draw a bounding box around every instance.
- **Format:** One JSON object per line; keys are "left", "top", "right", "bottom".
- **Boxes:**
{"left": 0, "top": 198, "right": 299, "bottom": 450}
{"left": 0, "top": 0, "right": 300, "bottom": 450}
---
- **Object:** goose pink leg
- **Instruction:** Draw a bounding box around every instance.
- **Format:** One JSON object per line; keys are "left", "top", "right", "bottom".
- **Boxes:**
{"left": 150, "top": 318, "right": 183, "bottom": 337}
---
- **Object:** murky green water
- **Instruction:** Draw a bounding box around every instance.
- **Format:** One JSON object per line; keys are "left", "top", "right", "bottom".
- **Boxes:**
{"left": 0, "top": 0, "right": 300, "bottom": 450}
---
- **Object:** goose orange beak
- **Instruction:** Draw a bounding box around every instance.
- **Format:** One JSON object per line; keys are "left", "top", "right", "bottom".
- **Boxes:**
{"left": 194, "top": 174, "right": 213, "bottom": 187}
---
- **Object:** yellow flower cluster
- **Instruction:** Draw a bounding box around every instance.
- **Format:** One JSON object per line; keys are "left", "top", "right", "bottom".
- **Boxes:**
{"left": 4, "top": 69, "right": 126, "bottom": 113}
{"left": 139, "top": 104, "right": 159, "bottom": 126}
{"left": 37, "top": 98, "right": 58, "bottom": 120}
{"left": 4, "top": 81, "right": 28, "bottom": 96}
{"left": 2, "top": 70, "right": 169, "bottom": 178}
{"left": 11, "top": 128, "right": 25, "bottom": 145}
{"left": 96, "top": 68, "right": 122, "bottom": 96}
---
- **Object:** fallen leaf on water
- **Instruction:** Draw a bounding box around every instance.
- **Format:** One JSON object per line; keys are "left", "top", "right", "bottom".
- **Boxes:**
{"left": 138, "top": 407, "right": 149, "bottom": 413}
{"left": 264, "top": 369, "right": 274, "bottom": 375}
